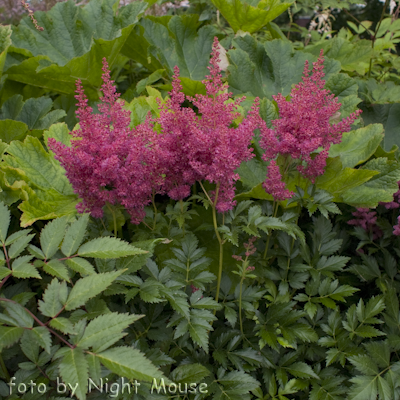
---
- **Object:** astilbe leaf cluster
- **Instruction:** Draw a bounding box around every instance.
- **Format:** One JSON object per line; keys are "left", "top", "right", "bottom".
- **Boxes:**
{"left": 50, "top": 38, "right": 261, "bottom": 221}
{"left": 259, "top": 51, "right": 362, "bottom": 201}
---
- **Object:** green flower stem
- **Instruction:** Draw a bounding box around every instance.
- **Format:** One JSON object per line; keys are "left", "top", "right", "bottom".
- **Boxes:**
{"left": 238, "top": 252, "right": 251, "bottom": 335}
{"left": 152, "top": 190, "right": 158, "bottom": 231}
{"left": 263, "top": 201, "right": 278, "bottom": 260}
{"left": 199, "top": 181, "right": 224, "bottom": 305}
{"left": 179, "top": 199, "right": 186, "bottom": 235}
{"left": 106, "top": 202, "right": 118, "bottom": 238}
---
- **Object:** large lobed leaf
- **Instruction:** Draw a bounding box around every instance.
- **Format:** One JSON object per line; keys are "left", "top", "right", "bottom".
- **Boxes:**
{"left": 211, "top": 0, "right": 292, "bottom": 34}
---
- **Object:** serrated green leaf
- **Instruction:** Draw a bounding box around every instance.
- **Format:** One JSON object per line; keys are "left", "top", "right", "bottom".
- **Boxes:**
{"left": 1, "top": 300, "right": 33, "bottom": 328}
{"left": 61, "top": 214, "right": 89, "bottom": 257}
{"left": 78, "top": 237, "right": 148, "bottom": 259}
{"left": 49, "top": 317, "right": 76, "bottom": 335}
{"left": 348, "top": 354, "right": 379, "bottom": 375}
{"left": 59, "top": 347, "right": 89, "bottom": 400}
{"left": 65, "top": 270, "right": 124, "bottom": 311}
{"left": 20, "top": 329, "right": 40, "bottom": 362}
{"left": 40, "top": 216, "right": 69, "bottom": 259}
{"left": 12, "top": 256, "right": 41, "bottom": 279}
{"left": 0, "top": 326, "right": 24, "bottom": 350}
{"left": 348, "top": 375, "right": 378, "bottom": 400}
{"left": 0, "top": 266, "right": 10, "bottom": 280}
{"left": 42, "top": 259, "right": 70, "bottom": 281}
{"left": 86, "top": 353, "right": 102, "bottom": 385}
{"left": 0, "top": 201, "right": 10, "bottom": 243}
{"left": 31, "top": 326, "right": 52, "bottom": 354}
{"left": 65, "top": 257, "right": 96, "bottom": 276}
{"left": 285, "top": 362, "right": 320, "bottom": 379}
{"left": 77, "top": 312, "right": 142, "bottom": 352}
{"left": 217, "top": 370, "right": 260, "bottom": 395}
{"left": 38, "top": 278, "right": 68, "bottom": 318}
{"left": 95, "top": 346, "right": 169, "bottom": 383}
{"left": 5, "top": 229, "right": 32, "bottom": 247}
{"left": 8, "top": 235, "right": 35, "bottom": 258}
{"left": 170, "top": 363, "right": 210, "bottom": 384}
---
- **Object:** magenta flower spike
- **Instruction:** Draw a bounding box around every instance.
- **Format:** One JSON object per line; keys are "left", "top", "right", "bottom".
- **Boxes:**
{"left": 259, "top": 50, "right": 362, "bottom": 201}
{"left": 49, "top": 58, "right": 162, "bottom": 224}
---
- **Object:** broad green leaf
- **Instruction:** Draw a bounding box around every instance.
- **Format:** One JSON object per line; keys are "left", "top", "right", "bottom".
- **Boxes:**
{"left": 237, "top": 158, "right": 267, "bottom": 190}
{"left": 360, "top": 103, "right": 400, "bottom": 151}
{"left": 7, "top": 1, "right": 146, "bottom": 96}
{"left": 0, "top": 326, "right": 24, "bottom": 350}
{"left": 78, "top": 237, "right": 147, "bottom": 259}
{"left": 77, "top": 313, "right": 142, "bottom": 352}
{"left": 358, "top": 78, "right": 400, "bottom": 104}
{"left": 11, "top": 0, "right": 145, "bottom": 66}
{"left": 0, "top": 201, "right": 10, "bottom": 243}
{"left": 170, "top": 363, "right": 211, "bottom": 384}
{"left": 304, "top": 37, "right": 373, "bottom": 75}
{"left": 18, "top": 188, "right": 79, "bottom": 228}
{"left": 42, "top": 259, "right": 70, "bottom": 281}
{"left": 65, "top": 270, "right": 125, "bottom": 311}
{"left": 0, "top": 120, "right": 28, "bottom": 143}
{"left": 342, "top": 158, "right": 400, "bottom": 207}
{"left": 329, "top": 124, "right": 384, "bottom": 168}
{"left": 44, "top": 122, "right": 72, "bottom": 149}
{"left": 59, "top": 347, "right": 89, "bottom": 400}
{"left": 40, "top": 216, "right": 69, "bottom": 259}
{"left": 2, "top": 135, "right": 79, "bottom": 226}
{"left": 38, "top": 278, "right": 68, "bottom": 318}
{"left": 211, "top": 0, "right": 292, "bottom": 33}
{"left": 4, "top": 136, "right": 73, "bottom": 195}
{"left": 127, "top": 15, "right": 217, "bottom": 81}
{"left": 95, "top": 346, "right": 169, "bottom": 383}
{"left": 0, "top": 95, "right": 66, "bottom": 140}
{"left": 61, "top": 214, "right": 89, "bottom": 257}
{"left": 228, "top": 37, "right": 319, "bottom": 99}
{"left": 315, "top": 158, "right": 379, "bottom": 201}
{"left": 65, "top": 257, "right": 96, "bottom": 276}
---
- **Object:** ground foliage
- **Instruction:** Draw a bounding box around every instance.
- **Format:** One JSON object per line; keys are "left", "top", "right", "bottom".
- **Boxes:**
{"left": 1, "top": 0, "right": 400, "bottom": 399}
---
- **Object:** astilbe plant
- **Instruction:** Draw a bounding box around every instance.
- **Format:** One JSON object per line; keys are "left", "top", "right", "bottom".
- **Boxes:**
{"left": 259, "top": 51, "right": 362, "bottom": 201}
{"left": 50, "top": 38, "right": 260, "bottom": 225}
{"left": 159, "top": 37, "right": 260, "bottom": 213}
{"left": 49, "top": 59, "right": 163, "bottom": 224}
